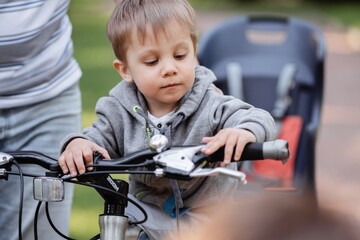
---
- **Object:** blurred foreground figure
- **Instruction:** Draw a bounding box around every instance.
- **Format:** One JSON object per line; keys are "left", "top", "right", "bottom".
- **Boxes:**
{"left": 167, "top": 193, "right": 360, "bottom": 240}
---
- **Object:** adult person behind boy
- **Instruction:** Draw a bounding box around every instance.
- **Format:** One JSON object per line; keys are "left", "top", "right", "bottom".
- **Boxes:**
{"left": 0, "top": 0, "right": 82, "bottom": 239}
{"left": 58, "top": 0, "right": 276, "bottom": 239}
{"left": 170, "top": 193, "right": 360, "bottom": 240}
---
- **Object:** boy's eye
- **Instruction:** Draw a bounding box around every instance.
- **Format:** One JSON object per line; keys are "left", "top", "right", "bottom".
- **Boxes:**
{"left": 174, "top": 54, "right": 186, "bottom": 60}
{"left": 144, "top": 59, "right": 158, "bottom": 65}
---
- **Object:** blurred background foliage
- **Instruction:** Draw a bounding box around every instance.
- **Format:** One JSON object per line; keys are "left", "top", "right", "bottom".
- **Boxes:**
{"left": 68, "top": 0, "right": 360, "bottom": 128}
{"left": 67, "top": 0, "right": 360, "bottom": 238}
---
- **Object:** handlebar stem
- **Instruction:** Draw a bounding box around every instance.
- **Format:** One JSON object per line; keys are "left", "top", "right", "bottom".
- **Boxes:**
{"left": 99, "top": 215, "right": 128, "bottom": 240}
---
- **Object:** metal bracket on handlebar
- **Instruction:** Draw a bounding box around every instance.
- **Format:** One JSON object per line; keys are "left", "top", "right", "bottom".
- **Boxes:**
{"left": 153, "top": 145, "right": 204, "bottom": 176}
{"left": 0, "top": 152, "right": 14, "bottom": 180}
{"left": 0, "top": 152, "right": 13, "bottom": 166}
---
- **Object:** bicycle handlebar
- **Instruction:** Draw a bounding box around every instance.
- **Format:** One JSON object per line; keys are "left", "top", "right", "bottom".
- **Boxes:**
{"left": 1, "top": 139, "right": 289, "bottom": 178}
{"left": 0, "top": 139, "right": 289, "bottom": 205}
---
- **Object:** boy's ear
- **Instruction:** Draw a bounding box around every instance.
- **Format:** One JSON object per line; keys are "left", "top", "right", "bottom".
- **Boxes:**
{"left": 113, "top": 59, "right": 132, "bottom": 82}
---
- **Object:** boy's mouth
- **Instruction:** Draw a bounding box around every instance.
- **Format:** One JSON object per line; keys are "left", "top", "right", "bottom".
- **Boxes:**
{"left": 162, "top": 83, "right": 180, "bottom": 88}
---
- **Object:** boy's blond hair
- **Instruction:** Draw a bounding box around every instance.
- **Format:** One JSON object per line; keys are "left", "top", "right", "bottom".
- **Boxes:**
{"left": 107, "top": 0, "right": 198, "bottom": 64}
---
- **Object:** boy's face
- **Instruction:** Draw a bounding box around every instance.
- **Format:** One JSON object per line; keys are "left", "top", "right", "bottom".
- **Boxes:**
{"left": 113, "top": 21, "right": 197, "bottom": 117}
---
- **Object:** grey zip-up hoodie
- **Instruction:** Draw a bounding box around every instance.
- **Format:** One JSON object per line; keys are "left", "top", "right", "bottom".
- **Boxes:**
{"left": 61, "top": 65, "right": 276, "bottom": 214}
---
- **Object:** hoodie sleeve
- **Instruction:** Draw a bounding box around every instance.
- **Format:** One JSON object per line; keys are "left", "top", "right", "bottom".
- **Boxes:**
{"left": 82, "top": 96, "right": 125, "bottom": 157}
{"left": 59, "top": 95, "right": 124, "bottom": 157}
{"left": 208, "top": 92, "right": 276, "bottom": 142}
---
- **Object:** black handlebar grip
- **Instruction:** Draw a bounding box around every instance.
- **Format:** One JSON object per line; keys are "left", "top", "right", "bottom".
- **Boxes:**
{"left": 211, "top": 139, "right": 290, "bottom": 162}
{"left": 4, "top": 151, "right": 60, "bottom": 171}
{"left": 239, "top": 142, "right": 263, "bottom": 160}
{"left": 242, "top": 139, "right": 290, "bottom": 161}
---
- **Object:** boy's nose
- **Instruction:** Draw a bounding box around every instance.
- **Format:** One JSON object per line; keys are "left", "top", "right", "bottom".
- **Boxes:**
{"left": 162, "top": 61, "right": 177, "bottom": 77}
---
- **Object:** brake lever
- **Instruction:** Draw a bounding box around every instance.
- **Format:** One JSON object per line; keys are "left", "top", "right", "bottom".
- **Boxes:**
{"left": 190, "top": 168, "right": 247, "bottom": 184}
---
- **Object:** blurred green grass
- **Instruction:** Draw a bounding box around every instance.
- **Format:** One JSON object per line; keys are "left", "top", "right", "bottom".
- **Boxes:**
{"left": 69, "top": 1, "right": 119, "bottom": 128}
{"left": 68, "top": 0, "right": 360, "bottom": 238}
{"left": 68, "top": 1, "right": 116, "bottom": 238}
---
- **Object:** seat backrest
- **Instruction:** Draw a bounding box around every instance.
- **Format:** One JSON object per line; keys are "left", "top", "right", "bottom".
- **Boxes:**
{"left": 198, "top": 15, "right": 325, "bottom": 127}
{"left": 197, "top": 15, "right": 326, "bottom": 190}
{"left": 198, "top": 16, "right": 325, "bottom": 69}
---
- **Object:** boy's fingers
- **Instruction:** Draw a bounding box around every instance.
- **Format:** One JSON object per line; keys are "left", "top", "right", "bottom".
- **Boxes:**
{"left": 202, "top": 132, "right": 229, "bottom": 154}
{"left": 98, "top": 148, "right": 110, "bottom": 160}
{"left": 223, "top": 135, "right": 238, "bottom": 164}
{"left": 64, "top": 153, "right": 78, "bottom": 177}
{"left": 234, "top": 138, "right": 245, "bottom": 161}
{"left": 70, "top": 151, "right": 84, "bottom": 175}
{"left": 82, "top": 148, "right": 95, "bottom": 171}
{"left": 91, "top": 144, "right": 110, "bottom": 160}
{"left": 201, "top": 136, "right": 213, "bottom": 143}
{"left": 58, "top": 154, "right": 69, "bottom": 174}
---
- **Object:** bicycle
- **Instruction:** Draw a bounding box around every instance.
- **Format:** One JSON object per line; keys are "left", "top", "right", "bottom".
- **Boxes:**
{"left": 0, "top": 135, "right": 289, "bottom": 240}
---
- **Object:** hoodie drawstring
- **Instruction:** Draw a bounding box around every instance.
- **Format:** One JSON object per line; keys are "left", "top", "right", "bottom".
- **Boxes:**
{"left": 133, "top": 105, "right": 186, "bottom": 233}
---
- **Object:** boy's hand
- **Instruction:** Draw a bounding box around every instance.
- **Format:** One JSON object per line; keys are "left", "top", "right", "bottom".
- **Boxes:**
{"left": 201, "top": 128, "right": 256, "bottom": 167}
{"left": 59, "top": 138, "right": 110, "bottom": 177}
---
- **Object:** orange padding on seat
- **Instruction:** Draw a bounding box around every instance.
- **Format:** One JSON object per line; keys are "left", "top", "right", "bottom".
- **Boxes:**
{"left": 252, "top": 116, "right": 303, "bottom": 187}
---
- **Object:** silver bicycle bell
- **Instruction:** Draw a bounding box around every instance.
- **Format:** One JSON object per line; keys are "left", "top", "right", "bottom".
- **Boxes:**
{"left": 149, "top": 134, "right": 169, "bottom": 153}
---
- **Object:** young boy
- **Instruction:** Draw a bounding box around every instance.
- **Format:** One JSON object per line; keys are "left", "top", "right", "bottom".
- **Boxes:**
{"left": 59, "top": 0, "right": 276, "bottom": 238}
